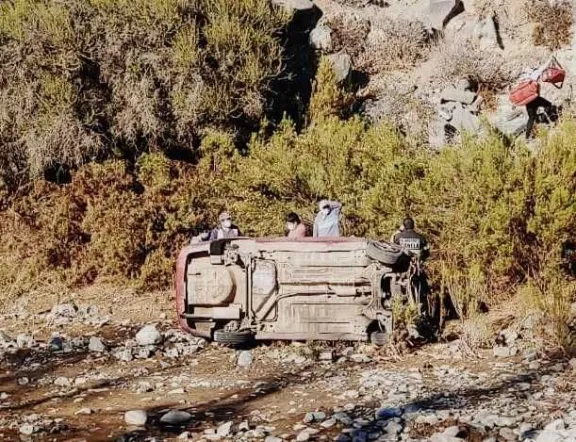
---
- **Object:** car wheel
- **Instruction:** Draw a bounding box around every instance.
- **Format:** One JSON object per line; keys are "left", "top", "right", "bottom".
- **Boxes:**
{"left": 370, "top": 331, "right": 389, "bottom": 346}
{"left": 366, "top": 241, "right": 406, "bottom": 266}
{"left": 213, "top": 329, "right": 255, "bottom": 346}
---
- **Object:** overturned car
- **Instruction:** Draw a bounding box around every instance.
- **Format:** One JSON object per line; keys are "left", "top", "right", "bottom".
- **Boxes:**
{"left": 176, "top": 237, "right": 426, "bottom": 345}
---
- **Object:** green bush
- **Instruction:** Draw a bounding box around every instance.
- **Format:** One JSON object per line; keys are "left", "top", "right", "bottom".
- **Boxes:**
{"left": 0, "top": 0, "right": 291, "bottom": 184}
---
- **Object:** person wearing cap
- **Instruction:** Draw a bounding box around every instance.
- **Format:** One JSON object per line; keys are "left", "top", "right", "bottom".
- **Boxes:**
{"left": 209, "top": 211, "right": 242, "bottom": 241}
{"left": 313, "top": 200, "right": 342, "bottom": 237}
{"left": 286, "top": 212, "right": 307, "bottom": 239}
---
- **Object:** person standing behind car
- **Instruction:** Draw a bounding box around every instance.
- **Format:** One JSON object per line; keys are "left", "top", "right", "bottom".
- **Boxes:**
{"left": 286, "top": 212, "right": 307, "bottom": 239}
{"left": 209, "top": 211, "right": 241, "bottom": 241}
{"left": 393, "top": 217, "right": 429, "bottom": 260}
{"left": 313, "top": 200, "right": 342, "bottom": 237}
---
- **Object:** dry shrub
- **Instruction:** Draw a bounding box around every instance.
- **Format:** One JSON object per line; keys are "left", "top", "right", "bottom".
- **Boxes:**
{"left": 434, "top": 41, "right": 515, "bottom": 89}
{"left": 0, "top": 0, "right": 291, "bottom": 185}
{"left": 527, "top": 0, "right": 573, "bottom": 50}
{"left": 358, "top": 18, "right": 430, "bottom": 73}
{"left": 326, "top": 13, "right": 370, "bottom": 58}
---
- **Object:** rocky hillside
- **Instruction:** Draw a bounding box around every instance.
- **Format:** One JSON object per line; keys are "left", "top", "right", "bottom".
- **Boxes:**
{"left": 298, "top": 0, "right": 575, "bottom": 145}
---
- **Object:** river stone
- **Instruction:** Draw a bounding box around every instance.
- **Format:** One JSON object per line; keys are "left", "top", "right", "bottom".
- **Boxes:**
{"left": 125, "top": 410, "right": 148, "bottom": 426}
{"left": 136, "top": 325, "right": 162, "bottom": 346}
{"left": 89, "top": 336, "right": 107, "bottom": 353}
{"left": 160, "top": 410, "right": 193, "bottom": 426}
{"left": 237, "top": 350, "right": 253, "bottom": 367}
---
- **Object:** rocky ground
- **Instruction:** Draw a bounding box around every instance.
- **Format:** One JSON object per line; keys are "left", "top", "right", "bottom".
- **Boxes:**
{"left": 0, "top": 292, "right": 575, "bottom": 442}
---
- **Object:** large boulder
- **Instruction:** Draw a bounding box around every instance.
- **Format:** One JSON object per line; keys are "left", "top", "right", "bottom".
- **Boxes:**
{"left": 450, "top": 104, "right": 480, "bottom": 133}
{"left": 426, "top": 0, "right": 463, "bottom": 30}
{"left": 473, "top": 16, "right": 501, "bottom": 50}
{"left": 489, "top": 95, "right": 528, "bottom": 137}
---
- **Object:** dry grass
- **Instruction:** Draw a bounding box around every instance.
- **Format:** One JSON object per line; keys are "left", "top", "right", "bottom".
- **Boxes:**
{"left": 358, "top": 18, "right": 430, "bottom": 72}
{"left": 527, "top": 0, "right": 573, "bottom": 50}
{"left": 433, "top": 40, "right": 516, "bottom": 89}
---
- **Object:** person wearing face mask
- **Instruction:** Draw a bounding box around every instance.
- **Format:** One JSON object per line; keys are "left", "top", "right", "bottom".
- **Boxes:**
{"left": 285, "top": 212, "right": 307, "bottom": 239}
{"left": 209, "top": 211, "right": 242, "bottom": 241}
{"left": 313, "top": 200, "right": 342, "bottom": 237}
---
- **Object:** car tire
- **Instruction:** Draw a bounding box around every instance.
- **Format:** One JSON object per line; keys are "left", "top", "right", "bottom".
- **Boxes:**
{"left": 213, "top": 329, "right": 254, "bottom": 346}
{"left": 370, "top": 331, "right": 389, "bottom": 346}
{"left": 366, "top": 241, "right": 406, "bottom": 266}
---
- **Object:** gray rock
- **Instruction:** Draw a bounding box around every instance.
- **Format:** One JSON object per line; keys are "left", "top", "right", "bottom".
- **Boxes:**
{"left": 125, "top": 410, "right": 148, "bottom": 426}
{"left": 569, "top": 358, "right": 576, "bottom": 370}
{"left": 430, "top": 434, "right": 464, "bottom": 442}
{"left": 489, "top": 96, "right": 528, "bottom": 137}
{"left": 523, "top": 349, "right": 537, "bottom": 361}
{"left": 310, "top": 24, "right": 332, "bottom": 51}
{"left": 544, "top": 420, "right": 565, "bottom": 431}
{"left": 535, "top": 431, "right": 564, "bottom": 442}
{"left": 493, "top": 346, "right": 511, "bottom": 358}
{"left": 217, "top": 421, "right": 234, "bottom": 437}
{"left": 451, "top": 104, "right": 480, "bottom": 133}
{"left": 426, "top": 0, "right": 463, "bottom": 30}
{"left": 297, "top": 429, "right": 319, "bottom": 442}
{"left": 160, "top": 410, "right": 193, "bottom": 426}
{"left": 114, "top": 347, "right": 133, "bottom": 362}
{"left": 135, "top": 325, "right": 162, "bottom": 346}
{"left": 498, "top": 428, "right": 517, "bottom": 441}
{"left": 271, "top": 0, "right": 314, "bottom": 10}
{"left": 327, "top": 52, "right": 351, "bottom": 83}
{"left": 136, "top": 345, "right": 156, "bottom": 359}
{"left": 428, "top": 117, "right": 449, "bottom": 149}
{"left": 441, "top": 87, "right": 477, "bottom": 105}
{"left": 265, "top": 437, "right": 283, "bottom": 442}
{"left": 88, "top": 336, "right": 107, "bottom": 353}
{"left": 321, "top": 418, "right": 336, "bottom": 428}
{"left": 473, "top": 16, "right": 501, "bottom": 50}
{"left": 318, "top": 350, "right": 333, "bottom": 362}
{"left": 529, "top": 360, "right": 540, "bottom": 370}
{"left": 237, "top": 350, "right": 253, "bottom": 367}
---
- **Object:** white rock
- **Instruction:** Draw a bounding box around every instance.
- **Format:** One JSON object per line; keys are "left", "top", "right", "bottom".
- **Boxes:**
{"left": 271, "top": 0, "right": 314, "bottom": 10}
{"left": 136, "top": 325, "right": 162, "bottom": 346}
{"left": 88, "top": 336, "right": 107, "bottom": 353}
{"left": 54, "top": 377, "right": 71, "bottom": 387}
{"left": 493, "top": 346, "right": 511, "bottom": 358}
{"left": 125, "top": 410, "right": 148, "bottom": 426}
{"left": 217, "top": 421, "right": 234, "bottom": 437}
{"left": 535, "top": 431, "right": 564, "bottom": 442}
{"left": 19, "top": 424, "right": 36, "bottom": 435}
{"left": 16, "top": 334, "right": 35, "bottom": 349}
{"left": 237, "top": 350, "right": 253, "bottom": 367}
{"left": 310, "top": 24, "right": 332, "bottom": 51}
{"left": 265, "top": 437, "right": 283, "bottom": 442}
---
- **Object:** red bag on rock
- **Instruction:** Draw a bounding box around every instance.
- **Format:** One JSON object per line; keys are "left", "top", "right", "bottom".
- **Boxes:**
{"left": 541, "top": 56, "right": 566, "bottom": 87}
{"left": 509, "top": 80, "right": 540, "bottom": 106}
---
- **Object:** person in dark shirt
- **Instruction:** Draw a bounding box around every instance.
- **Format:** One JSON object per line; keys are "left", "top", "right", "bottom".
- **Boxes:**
{"left": 393, "top": 217, "right": 429, "bottom": 260}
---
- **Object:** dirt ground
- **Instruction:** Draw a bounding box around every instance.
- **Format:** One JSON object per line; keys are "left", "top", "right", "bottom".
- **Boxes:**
{"left": 0, "top": 286, "right": 574, "bottom": 442}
